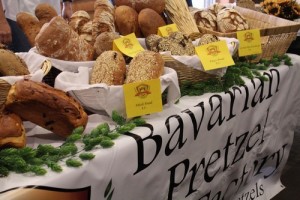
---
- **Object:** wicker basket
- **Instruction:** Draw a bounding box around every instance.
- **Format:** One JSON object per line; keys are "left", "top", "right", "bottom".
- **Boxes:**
{"left": 198, "top": 6, "right": 300, "bottom": 61}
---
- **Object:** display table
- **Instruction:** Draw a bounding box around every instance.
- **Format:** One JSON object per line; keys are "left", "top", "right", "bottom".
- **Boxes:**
{"left": 1, "top": 54, "right": 300, "bottom": 200}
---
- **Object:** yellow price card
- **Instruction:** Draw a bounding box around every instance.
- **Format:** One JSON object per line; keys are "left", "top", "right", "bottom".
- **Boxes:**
{"left": 195, "top": 40, "right": 235, "bottom": 71}
{"left": 158, "top": 24, "right": 179, "bottom": 37}
{"left": 237, "top": 29, "right": 262, "bottom": 57}
{"left": 113, "top": 33, "right": 144, "bottom": 57}
{"left": 123, "top": 79, "right": 163, "bottom": 118}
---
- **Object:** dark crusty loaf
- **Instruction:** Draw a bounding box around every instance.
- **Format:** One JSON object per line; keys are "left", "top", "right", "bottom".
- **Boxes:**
{"left": 0, "top": 111, "right": 26, "bottom": 148}
{"left": 35, "top": 16, "right": 95, "bottom": 61}
{"left": 125, "top": 50, "right": 164, "bottom": 84}
{"left": 4, "top": 80, "right": 88, "bottom": 138}
{"left": 90, "top": 51, "right": 126, "bottom": 85}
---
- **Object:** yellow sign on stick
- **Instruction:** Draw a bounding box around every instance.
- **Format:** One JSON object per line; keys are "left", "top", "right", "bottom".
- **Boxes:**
{"left": 113, "top": 33, "right": 144, "bottom": 57}
{"left": 195, "top": 40, "right": 235, "bottom": 71}
{"left": 158, "top": 24, "right": 179, "bottom": 37}
{"left": 237, "top": 29, "right": 262, "bottom": 57}
{"left": 123, "top": 79, "right": 163, "bottom": 118}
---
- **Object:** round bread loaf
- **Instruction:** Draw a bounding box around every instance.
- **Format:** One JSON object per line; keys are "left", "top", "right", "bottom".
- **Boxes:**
{"left": 115, "top": 0, "right": 166, "bottom": 14}
{"left": 94, "top": 32, "right": 120, "bottom": 57}
{"left": 69, "top": 10, "right": 91, "bottom": 34}
{"left": 0, "top": 49, "right": 29, "bottom": 76}
{"left": 90, "top": 51, "right": 126, "bottom": 85}
{"left": 145, "top": 34, "right": 162, "bottom": 52}
{"left": 16, "top": 12, "right": 42, "bottom": 47}
{"left": 115, "top": 5, "right": 142, "bottom": 37}
{"left": 4, "top": 79, "right": 89, "bottom": 138}
{"left": 0, "top": 111, "right": 26, "bottom": 148}
{"left": 138, "top": 8, "right": 166, "bottom": 37}
{"left": 193, "top": 10, "right": 217, "bottom": 31}
{"left": 198, "top": 34, "right": 220, "bottom": 45}
{"left": 35, "top": 3, "right": 58, "bottom": 26}
{"left": 217, "top": 8, "right": 249, "bottom": 33}
{"left": 125, "top": 50, "right": 164, "bottom": 84}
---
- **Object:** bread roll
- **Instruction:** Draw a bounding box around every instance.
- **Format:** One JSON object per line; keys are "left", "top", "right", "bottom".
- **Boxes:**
{"left": 0, "top": 112, "right": 26, "bottom": 148}
{"left": 115, "top": 5, "right": 142, "bottom": 37}
{"left": 0, "top": 49, "right": 29, "bottom": 76}
{"left": 80, "top": 21, "right": 94, "bottom": 45}
{"left": 125, "top": 50, "right": 164, "bottom": 83}
{"left": 35, "top": 16, "right": 95, "bottom": 61}
{"left": 94, "top": 32, "right": 120, "bottom": 57}
{"left": 69, "top": 10, "right": 91, "bottom": 34}
{"left": 4, "top": 80, "right": 88, "bottom": 138}
{"left": 138, "top": 8, "right": 166, "bottom": 37}
{"left": 16, "top": 12, "right": 42, "bottom": 47}
{"left": 35, "top": 3, "right": 58, "bottom": 26}
{"left": 115, "top": 0, "right": 166, "bottom": 14}
{"left": 90, "top": 51, "right": 126, "bottom": 85}
{"left": 145, "top": 34, "right": 161, "bottom": 52}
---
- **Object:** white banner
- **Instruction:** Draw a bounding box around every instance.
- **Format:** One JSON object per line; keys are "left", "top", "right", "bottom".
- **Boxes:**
{"left": 1, "top": 54, "right": 300, "bottom": 200}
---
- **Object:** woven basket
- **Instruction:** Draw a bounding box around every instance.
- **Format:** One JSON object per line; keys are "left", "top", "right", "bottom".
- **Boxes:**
{"left": 198, "top": 6, "right": 300, "bottom": 61}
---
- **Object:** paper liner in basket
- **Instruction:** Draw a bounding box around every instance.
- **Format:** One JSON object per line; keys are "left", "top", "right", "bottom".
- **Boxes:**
{"left": 54, "top": 67, "right": 181, "bottom": 117}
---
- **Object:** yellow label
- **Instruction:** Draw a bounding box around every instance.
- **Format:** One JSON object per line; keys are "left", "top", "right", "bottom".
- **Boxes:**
{"left": 237, "top": 29, "right": 262, "bottom": 57}
{"left": 195, "top": 40, "right": 235, "bottom": 71}
{"left": 123, "top": 79, "right": 163, "bottom": 118}
{"left": 113, "top": 33, "right": 144, "bottom": 57}
{"left": 158, "top": 24, "right": 179, "bottom": 37}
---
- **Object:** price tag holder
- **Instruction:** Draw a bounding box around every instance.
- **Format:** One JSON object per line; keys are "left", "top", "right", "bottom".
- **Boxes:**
{"left": 158, "top": 24, "right": 179, "bottom": 37}
{"left": 195, "top": 40, "right": 235, "bottom": 71}
{"left": 113, "top": 33, "right": 144, "bottom": 57}
{"left": 123, "top": 79, "right": 163, "bottom": 118}
{"left": 237, "top": 29, "right": 262, "bottom": 57}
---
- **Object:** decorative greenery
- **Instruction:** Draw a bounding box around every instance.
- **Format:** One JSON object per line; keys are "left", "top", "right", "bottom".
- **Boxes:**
{"left": 180, "top": 54, "right": 292, "bottom": 96}
{"left": 0, "top": 111, "right": 146, "bottom": 177}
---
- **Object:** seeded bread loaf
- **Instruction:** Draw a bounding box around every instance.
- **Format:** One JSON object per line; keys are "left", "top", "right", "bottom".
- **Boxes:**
{"left": 4, "top": 79, "right": 88, "bottom": 138}
{"left": 125, "top": 50, "right": 164, "bottom": 83}
{"left": 90, "top": 51, "right": 126, "bottom": 85}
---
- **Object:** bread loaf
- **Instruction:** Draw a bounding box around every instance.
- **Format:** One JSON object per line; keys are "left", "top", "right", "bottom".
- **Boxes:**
{"left": 115, "top": 5, "right": 142, "bottom": 37}
{"left": 90, "top": 51, "right": 126, "bottom": 85}
{"left": 217, "top": 8, "right": 249, "bottom": 33}
{"left": 69, "top": 10, "right": 91, "bottom": 34}
{"left": 35, "top": 16, "right": 95, "bottom": 61}
{"left": 79, "top": 21, "right": 94, "bottom": 45}
{"left": 115, "top": 0, "right": 166, "bottom": 14}
{"left": 35, "top": 3, "right": 58, "bottom": 26}
{"left": 94, "top": 32, "right": 120, "bottom": 57}
{"left": 125, "top": 50, "right": 164, "bottom": 83}
{"left": 145, "top": 34, "right": 161, "bottom": 52}
{"left": 193, "top": 9, "right": 217, "bottom": 31}
{"left": 0, "top": 49, "right": 29, "bottom": 76}
{"left": 138, "top": 8, "right": 166, "bottom": 37}
{"left": 16, "top": 12, "right": 42, "bottom": 47}
{"left": 0, "top": 111, "right": 26, "bottom": 148}
{"left": 4, "top": 79, "right": 88, "bottom": 138}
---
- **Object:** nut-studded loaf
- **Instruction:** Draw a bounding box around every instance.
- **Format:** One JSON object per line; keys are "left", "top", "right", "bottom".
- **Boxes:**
{"left": 4, "top": 79, "right": 88, "bottom": 138}
{"left": 0, "top": 111, "right": 26, "bottom": 148}
{"left": 35, "top": 16, "right": 95, "bottom": 61}
{"left": 125, "top": 50, "right": 164, "bottom": 83}
{"left": 0, "top": 49, "right": 29, "bottom": 76}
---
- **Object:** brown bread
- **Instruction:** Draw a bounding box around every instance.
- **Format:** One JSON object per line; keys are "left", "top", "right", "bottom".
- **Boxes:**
{"left": 138, "top": 8, "right": 166, "bottom": 37}
{"left": 35, "top": 3, "right": 58, "bottom": 26}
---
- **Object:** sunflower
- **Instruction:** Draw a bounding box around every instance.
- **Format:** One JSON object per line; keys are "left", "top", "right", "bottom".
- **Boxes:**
{"left": 264, "top": 4, "right": 281, "bottom": 16}
{"left": 261, "top": 0, "right": 300, "bottom": 20}
{"left": 278, "top": 0, "right": 298, "bottom": 19}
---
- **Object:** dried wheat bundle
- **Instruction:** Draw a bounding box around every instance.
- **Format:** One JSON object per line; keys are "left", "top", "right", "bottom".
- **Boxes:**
{"left": 164, "top": 0, "right": 199, "bottom": 35}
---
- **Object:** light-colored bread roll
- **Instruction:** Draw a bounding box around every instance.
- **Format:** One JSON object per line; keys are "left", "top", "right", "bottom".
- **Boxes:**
{"left": 69, "top": 10, "right": 91, "bottom": 34}
{"left": 115, "top": 0, "right": 166, "bottom": 14}
{"left": 4, "top": 79, "right": 88, "bottom": 138}
{"left": 79, "top": 21, "right": 94, "bottom": 44}
{"left": 125, "top": 50, "right": 164, "bottom": 84}
{"left": 35, "top": 3, "right": 58, "bottom": 26}
{"left": 0, "top": 49, "right": 29, "bottom": 76}
{"left": 94, "top": 32, "right": 120, "bottom": 57}
{"left": 90, "top": 51, "right": 126, "bottom": 85}
{"left": 138, "top": 8, "right": 166, "bottom": 37}
{"left": 0, "top": 111, "right": 26, "bottom": 148}
{"left": 145, "top": 34, "right": 162, "bottom": 52}
{"left": 115, "top": 5, "right": 142, "bottom": 37}
{"left": 16, "top": 12, "right": 42, "bottom": 47}
{"left": 35, "top": 16, "right": 95, "bottom": 61}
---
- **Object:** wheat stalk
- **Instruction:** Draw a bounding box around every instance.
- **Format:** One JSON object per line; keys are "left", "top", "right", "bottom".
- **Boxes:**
{"left": 164, "top": 0, "right": 199, "bottom": 35}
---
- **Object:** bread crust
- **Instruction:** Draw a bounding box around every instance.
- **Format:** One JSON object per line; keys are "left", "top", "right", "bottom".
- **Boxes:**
{"left": 4, "top": 80, "right": 88, "bottom": 138}
{"left": 35, "top": 3, "right": 58, "bottom": 26}
{"left": 138, "top": 8, "right": 166, "bottom": 37}
{"left": 0, "top": 49, "right": 29, "bottom": 76}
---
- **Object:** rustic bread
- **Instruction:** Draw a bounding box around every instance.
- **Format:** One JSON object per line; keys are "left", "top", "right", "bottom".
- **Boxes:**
{"left": 4, "top": 80, "right": 88, "bottom": 138}
{"left": 198, "top": 34, "right": 220, "bottom": 45}
{"left": 69, "top": 10, "right": 91, "bottom": 34}
{"left": 79, "top": 21, "right": 94, "bottom": 45}
{"left": 115, "top": 5, "right": 142, "bottom": 37}
{"left": 0, "top": 49, "right": 29, "bottom": 76}
{"left": 16, "top": 12, "right": 42, "bottom": 47}
{"left": 217, "top": 8, "right": 249, "bottom": 33}
{"left": 35, "top": 16, "right": 95, "bottom": 61}
{"left": 35, "top": 3, "right": 58, "bottom": 26}
{"left": 90, "top": 51, "right": 126, "bottom": 85}
{"left": 94, "top": 32, "right": 120, "bottom": 57}
{"left": 115, "top": 0, "right": 166, "bottom": 14}
{"left": 0, "top": 111, "right": 26, "bottom": 148}
{"left": 125, "top": 50, "right": 164, "bottom": 84}
{"left": 192, "top": 9, "right": 217, "bottom": 31}
{"left": 145, "top": 34, "right": 162, "bottom": 52}
{"left": 138, "top": 8, "right": 166, "bottom": 37}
